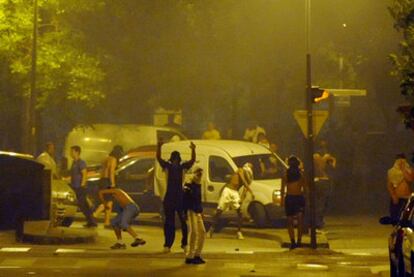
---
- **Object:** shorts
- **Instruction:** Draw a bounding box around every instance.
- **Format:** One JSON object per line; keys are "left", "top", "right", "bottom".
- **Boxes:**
{"left": 217, "top": 187, "right": 241, "bottom": 211}
{"left": 111, "top": 203, "right": 140, "bottom": 230}
{"left": 284, "top": 195, "right": 305, "bottom": 216}
{"left": 100, "top": 178, "right": 113, "bottom": 201}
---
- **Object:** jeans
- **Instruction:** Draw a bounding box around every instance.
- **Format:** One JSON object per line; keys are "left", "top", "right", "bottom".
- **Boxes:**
{"left": 186, "top": 210, "right": 205, "bottom": 258}
{"left": 73, "top": 187, "right": 95, "bottom": 225}
{"left": 111, "top": 203, "right": 140, "bottom": 230}
{"left": 163, "top": 201, "right": 188, "bottom": 248}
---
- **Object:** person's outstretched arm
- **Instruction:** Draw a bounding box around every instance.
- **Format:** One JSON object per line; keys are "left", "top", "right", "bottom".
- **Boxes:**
{"left": 182, "top": 142, "right": 196, "bottom": 169}
{"left": 156, "top": 140, "right": 169, "bottom": 168}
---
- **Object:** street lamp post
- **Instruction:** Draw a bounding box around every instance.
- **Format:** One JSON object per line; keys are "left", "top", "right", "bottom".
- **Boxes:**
{"left": 305, "top": 0, "right": 317, "bottom": 249}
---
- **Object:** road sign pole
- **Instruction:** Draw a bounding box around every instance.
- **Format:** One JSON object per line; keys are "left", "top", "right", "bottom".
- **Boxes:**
{"left": 306, "top": 54, "right": 317, "bottom": 249}
{"left": 305, "top": 0, "right": 317, "bottom": 249}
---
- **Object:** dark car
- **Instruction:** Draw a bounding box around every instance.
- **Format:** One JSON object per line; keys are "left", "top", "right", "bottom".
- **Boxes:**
{"left": 381, "top": 194, "right": 414, "bottom": 277}
{"left": 88, "top": 154, "right": 161, "bottom": 213}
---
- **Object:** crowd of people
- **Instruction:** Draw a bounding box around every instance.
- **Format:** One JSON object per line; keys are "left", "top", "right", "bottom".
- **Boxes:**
{"left": 34, "top": 120, "right": 341, "bottom": 262}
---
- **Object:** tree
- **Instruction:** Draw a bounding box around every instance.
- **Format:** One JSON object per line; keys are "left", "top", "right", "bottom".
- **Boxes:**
{"left": 0, "top": 0, "right": 105, "bottom": 151}
{"left": 389, "top": 0, "right": 414, "bottom": 129}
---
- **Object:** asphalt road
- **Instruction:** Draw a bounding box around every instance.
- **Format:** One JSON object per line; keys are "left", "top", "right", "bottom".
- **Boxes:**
{"left": 0, "top": 215, "right": 392, "bottom": 276}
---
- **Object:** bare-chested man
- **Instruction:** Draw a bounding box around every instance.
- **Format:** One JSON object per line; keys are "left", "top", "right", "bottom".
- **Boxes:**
{"left": 99, "top": 188, "right": 145, "bottom": 249}
{"left": 313, "top": 140, "right": 336, "bottom": 229}
{"left": 387, "top": 153, "right": 414, "bottom": 221}
{"left": 208, "top": 163, "right": 255, "bottom": 240}
{"left": 281, "top": 156, "right": 306, "bottom": 249}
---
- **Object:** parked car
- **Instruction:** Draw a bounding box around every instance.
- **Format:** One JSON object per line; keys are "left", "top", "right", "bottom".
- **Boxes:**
{"left": 87, "top": 151, "right": 160, "bottom": 212}
{"left": 381, "top": 194, "right": 414, "bottom": 277}
{"left": 64, "top": 124, "right": 186, "bottom": 168}
{"left": 154, "top": 140, "right": 285, "bottom": 227}
{"left": 0, "top": 151, "right": 77, "bottom": 227}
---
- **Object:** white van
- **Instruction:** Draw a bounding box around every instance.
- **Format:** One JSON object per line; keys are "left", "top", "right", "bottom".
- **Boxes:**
{"left": 64, "top": 124, "right": 186, "bottom": 167}
{"left": 154, "top": 140, "right": 285, "bottom": 227}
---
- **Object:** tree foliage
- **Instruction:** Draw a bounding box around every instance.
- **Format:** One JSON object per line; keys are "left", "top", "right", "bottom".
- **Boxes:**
{"left": 0, "top": 0, "right": 105, "bottom": 149}
{"left": 389, "top": 0, "right": 414, "bottom": 128}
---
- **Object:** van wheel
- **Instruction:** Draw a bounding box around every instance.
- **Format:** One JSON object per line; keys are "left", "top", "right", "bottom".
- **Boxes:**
{"left": 248, "top": 202, "right": 267, "bottom": 228}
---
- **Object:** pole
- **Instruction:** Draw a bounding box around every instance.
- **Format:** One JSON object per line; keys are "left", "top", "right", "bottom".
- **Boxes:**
{"left": 29, "top": 0, "right": 38, "bottom": 154}
{"left": 305, "top": 0, "right": 317, "bottom": 249}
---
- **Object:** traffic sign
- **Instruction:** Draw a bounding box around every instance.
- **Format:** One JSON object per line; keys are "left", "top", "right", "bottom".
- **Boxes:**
{"left": 294, "top": 110, "right": 329, "bottom": 138}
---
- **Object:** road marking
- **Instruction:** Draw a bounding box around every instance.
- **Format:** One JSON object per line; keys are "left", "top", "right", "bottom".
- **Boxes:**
{"left": 0, "top": 247, "right": 31, "bottom": 252}
{"left": 55, "top": 249, "right": 85, "bottom": 253}
{"left": 0, "top": 266, "right": 21, "bottom": 269}
{"left": 297, "top": 263, "right": 329, "bottom": 271}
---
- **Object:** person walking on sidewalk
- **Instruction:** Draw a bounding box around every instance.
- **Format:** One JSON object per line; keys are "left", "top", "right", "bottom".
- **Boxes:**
{"left": 208, "top": 163, "right": 255, "bottom": 240}
{"left": 69, "top": 145, "right": 97, "bottom": 228}
{"left": 93, "top": 145, "right": 124, "bottom": 228}
{"left": 183, "top": 166, "right": 206, "bottom": 265}
{"left": 281, "top": 156, "right": 306, "bottom": 249}
{"left": 99, "top": 187, "right": 146, "bottom": 249}
{"left": 387, "top": 153, "right": 414, "bottom": 221}
{"left": 157, "top": 140, "right": 196, "bottom": 253}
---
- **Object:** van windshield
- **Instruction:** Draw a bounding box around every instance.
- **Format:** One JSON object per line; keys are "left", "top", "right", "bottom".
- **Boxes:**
{"left": 232, "top": 154, "right": 283, "bottom": 180}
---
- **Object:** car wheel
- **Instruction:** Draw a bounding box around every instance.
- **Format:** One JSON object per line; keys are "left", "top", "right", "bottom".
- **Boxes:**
{"left": 61, "top": 217, "right": 74, "bottom": 227}
{"left": 248, "top": 202, "right": 268, "bottom": 228}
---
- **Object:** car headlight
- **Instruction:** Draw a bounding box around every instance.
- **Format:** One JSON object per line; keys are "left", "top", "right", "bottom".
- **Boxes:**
{"left": 53, "top": 191, "right": 76, "bottom": 205}
{"left": 273, "top": 190, "right": 282, "bottom": 205}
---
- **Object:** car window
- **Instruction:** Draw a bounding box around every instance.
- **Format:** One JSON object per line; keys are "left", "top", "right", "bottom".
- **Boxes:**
{"left": 121, "top": 158, "right": 154, "bottom": 178}
{"left": 209, "top": 156, "right": 234, "bottom": 183}
{"left": 233, "top": 154, "right": 282, "bottom": 180}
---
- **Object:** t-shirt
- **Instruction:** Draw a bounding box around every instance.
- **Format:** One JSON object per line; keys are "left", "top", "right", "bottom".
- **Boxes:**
{"left": 202, "top": 129, "right": 221, "bottom": 140}
{"left": 36, "top": 152, "right": 57, "bottom": 177}
{"left": 243, "top": 126, "right": 266, "bottom": 143}
{"left": 158, "top": 159, "right": 194, "bottom": 202}
{"left": 183, "top": 182, "right": 203, "bottom": 213}
{"left": 71, "top": 159, "right": 87, "bottom": 188}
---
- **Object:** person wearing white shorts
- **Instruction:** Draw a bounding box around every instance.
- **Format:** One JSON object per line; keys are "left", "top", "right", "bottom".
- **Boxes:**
{"left": 209, "top": 163, "right": 255, "bottom": 240}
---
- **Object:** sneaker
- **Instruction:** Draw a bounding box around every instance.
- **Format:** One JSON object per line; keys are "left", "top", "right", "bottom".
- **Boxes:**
{"left": 289, "top": 243, "right": 297, "bottom": 250}
{"left": 162, "top": 247, "right": 171, "bottom": 253}
{"left": 181, "top": 245, "right": 188, "bottom": 254}
{"left": 185, "top": 258, "right": 194, "bottom": 264}
{"left": 110, "top": 242, "right": 126, "bottom": 250}
{"left": 83, "top": 222, "right": 97, "bottom": 228}
{"left": 131, "top": 238, "right": 146, "bottom": 247}
{"left": 236, "top": 231, "right": 244, "bottom": 240}
{"left": 193, "top": 256, "right": 206, "bottom": 264}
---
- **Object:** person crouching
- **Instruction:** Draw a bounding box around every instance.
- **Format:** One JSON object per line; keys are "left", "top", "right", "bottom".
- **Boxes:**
{"left": 183, "top": 166, "right": 206, "bottom": 265}
{"left": 99, "top": 187, "right": 146, "bottom": 249}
